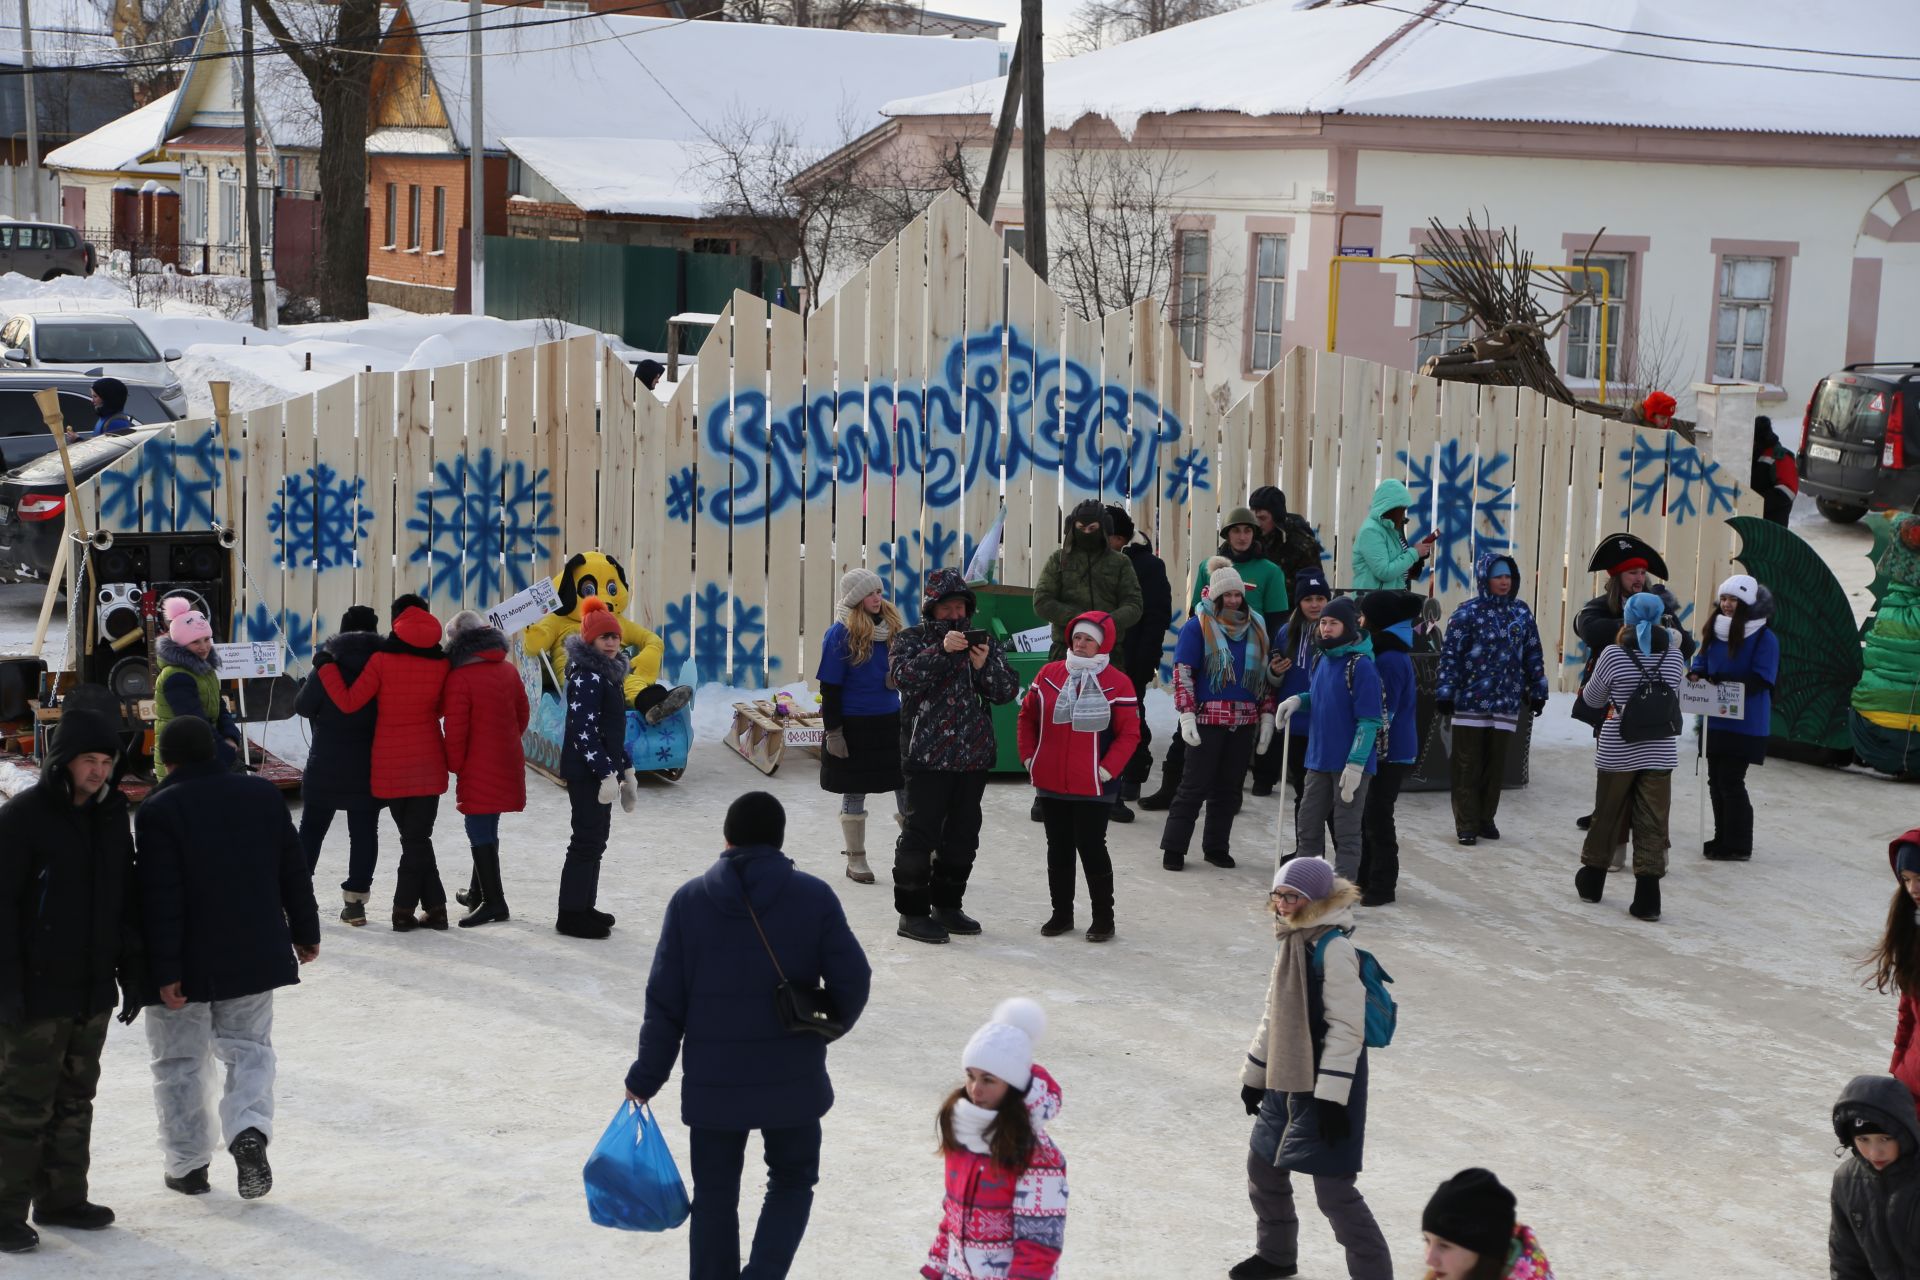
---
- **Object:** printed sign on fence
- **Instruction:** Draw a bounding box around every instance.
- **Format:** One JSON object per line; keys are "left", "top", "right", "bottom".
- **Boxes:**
{"left": 1679, "top": 678, "right": 1746, "bottom": 720}
{"left": 214, "top": 641, "right": 283, "bottom": 678}
{"left": 488, "top": 578, "right": 563, "bottom": 635}
{"left": 1010, "top": 625, "right": 1054, "bottom": 654}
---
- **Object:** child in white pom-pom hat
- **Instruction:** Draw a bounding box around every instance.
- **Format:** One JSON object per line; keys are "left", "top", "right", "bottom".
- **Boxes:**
{"left": 924, "top": 998, "right": 1069, "bottom": 1279}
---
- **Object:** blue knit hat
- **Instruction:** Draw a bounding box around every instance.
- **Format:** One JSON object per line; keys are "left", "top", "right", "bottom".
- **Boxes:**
{"left": 1293, "top": 567, "right": 1331, "bottom": 602}
{"left": 1318, "top": 597, "right": 1360, "bottom": 647}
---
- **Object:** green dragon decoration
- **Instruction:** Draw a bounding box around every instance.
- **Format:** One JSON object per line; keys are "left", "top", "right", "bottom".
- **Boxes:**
{"left": 1728, "top": 516, "right": 1860, "bottom": 761}
{"left": 1849, "top": 511, "right": 1920, "bottom": 776}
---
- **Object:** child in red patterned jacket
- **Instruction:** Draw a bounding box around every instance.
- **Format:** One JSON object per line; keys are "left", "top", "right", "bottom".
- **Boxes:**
{"left": 924, "top": 999, "right": 1068, "bottom": 1280}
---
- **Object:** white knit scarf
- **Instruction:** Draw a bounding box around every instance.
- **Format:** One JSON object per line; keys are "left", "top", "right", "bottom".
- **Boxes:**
{"left": 1053, "top": 651, "right": 1112, "bottom": 732}
{"left": 832, "top": 603, "right": 891, "bottom": 645}
{"left": 1712, "top": 615, "right": 1766, "bottom": 641}
{"left": 951, "top": 1098, "right": 997, "bottom": 1155}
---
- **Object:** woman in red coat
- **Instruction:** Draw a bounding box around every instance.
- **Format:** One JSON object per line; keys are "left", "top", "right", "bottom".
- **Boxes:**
{"left": 1869, "top": 831, "right": 1920, "bottom": 1120}
{"left": 316, "top": 596, "right": 452, "bottom": 931}
{"left": 1016, "top": 610, "right": 1139, "bottom": 943}
{"left": 442, "top": 611, "right": 530, "bottom": 928}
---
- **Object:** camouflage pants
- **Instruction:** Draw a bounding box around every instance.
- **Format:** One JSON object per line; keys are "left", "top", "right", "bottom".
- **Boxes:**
{"left": 0, "top": 1012, "right": 110, "bottom": 1221}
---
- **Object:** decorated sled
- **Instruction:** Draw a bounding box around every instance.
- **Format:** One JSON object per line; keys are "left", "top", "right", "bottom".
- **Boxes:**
{"left": 516, "top": 643, "right": 692, "bottom": 784}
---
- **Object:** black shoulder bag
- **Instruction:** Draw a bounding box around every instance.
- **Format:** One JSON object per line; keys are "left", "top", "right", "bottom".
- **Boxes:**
{"left": 736, "top": 868, "right": 847, "bottom": 1042}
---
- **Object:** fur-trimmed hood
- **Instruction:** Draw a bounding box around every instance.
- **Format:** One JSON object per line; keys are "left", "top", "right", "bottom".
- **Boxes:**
{"left": 563, "top": 632, "right": 629, "bottom": 685}
{"left": 445, "top": 623, "right": 509, "bottom": 668}
{"left": 1273, "top": 880, "right": 1362, "bottom": 937}
{"left": 156, "top": 635, "right": 218, "bottom": 675}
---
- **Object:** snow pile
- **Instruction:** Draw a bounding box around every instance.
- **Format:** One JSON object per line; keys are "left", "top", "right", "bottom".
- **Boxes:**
{"left": 0, "top": 271, "right": 136, "bottom": 305}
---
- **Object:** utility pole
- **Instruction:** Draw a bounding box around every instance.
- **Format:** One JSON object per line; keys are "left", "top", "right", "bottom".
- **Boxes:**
{"left": 18, "top": 0, "right": 38, "bottom": 221}
{"left": 467, "top": 0, "right": 485, "bottom": 314}
{"left": 974, "top": 30, "right": 1023, "bottom": 222}
{"left": 240, "top": 0, "right": 274, "bottom": 329}
{"left": 1018, "top": 0, "right": 1046, "bottom": 280}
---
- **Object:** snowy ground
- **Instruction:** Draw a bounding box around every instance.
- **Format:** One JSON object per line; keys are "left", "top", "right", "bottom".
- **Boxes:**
{"left": 0, "top": 503, "right": 1906, "bottom": 1278}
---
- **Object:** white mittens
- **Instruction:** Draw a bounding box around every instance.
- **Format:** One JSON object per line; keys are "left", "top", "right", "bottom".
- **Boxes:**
{"left": 1097, "top": 766, "right": 1112, "bottom": 783}
{"left": 1339, "top": 764, "right": 1364, "bottom": 804}
{"left": 1256, "top": 715, "right": 1275, "bottom": 755}
{"left": 1275, "top": 695, "right": 1303, "bottom": 719}
{"left": 1179, "top": 712, "right": 1201, "bottom": 747}
{"left": 619, "top": 773, "right": 638, "bottom": 813}
{"left": 597, "top": 773, "right": 618, "bottom": 805}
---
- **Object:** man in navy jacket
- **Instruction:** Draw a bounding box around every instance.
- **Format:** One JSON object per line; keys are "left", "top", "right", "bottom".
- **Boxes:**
{"left": 625, "top": 792, "right": 871, "bottom": 1280}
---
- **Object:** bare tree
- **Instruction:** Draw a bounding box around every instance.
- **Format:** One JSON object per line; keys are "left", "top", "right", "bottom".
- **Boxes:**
{"left": 1050, "top": 147, "right": 1196, "bottom": 322}
{"left": 723, "top": 0, "right": 874, "bottom": 27}
{"left": 1063, "top": 0, "right": 1241, "bottom": 54}
{"left": 106, "top": 0, "right": 200, "bottom": 102}
{"left": 249, "top": 0, "right": 381, "bottom": 320}
{"left": 1608, "top": 299, "right": 1691, "bottom": 416}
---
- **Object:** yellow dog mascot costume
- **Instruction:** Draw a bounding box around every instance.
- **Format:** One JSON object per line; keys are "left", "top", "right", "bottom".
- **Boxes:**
{"left": 523, "top": 551, "right": 665, "bottom": 705}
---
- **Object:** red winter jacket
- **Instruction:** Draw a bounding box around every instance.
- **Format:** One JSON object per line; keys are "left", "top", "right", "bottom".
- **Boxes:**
{"left": 318, "top": 607, "right": 450, "bottom": 800}
{"left": 923, "top": 1065, "right": 1068, "bottom": 1280}
{"left": 1890, "top": 830, "right": 1920, "bottom": 1118}
{"left": 1016, "top": 611, "right": 1140, "bottom": 799}
{"left": 442, "top": 625, "right": 530, "bottom": 816}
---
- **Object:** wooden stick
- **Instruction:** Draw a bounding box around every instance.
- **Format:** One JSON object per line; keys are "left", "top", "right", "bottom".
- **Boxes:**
{"left": 29, "top": 517, "right": 68, "bottom": 659}
{"left": 34, "top": 388, "right": 89, "bottom": 545}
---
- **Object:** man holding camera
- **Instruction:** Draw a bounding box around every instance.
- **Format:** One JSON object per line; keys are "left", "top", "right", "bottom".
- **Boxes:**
{"left": 888, "top": 568, "right": 1020, "bottom": 945}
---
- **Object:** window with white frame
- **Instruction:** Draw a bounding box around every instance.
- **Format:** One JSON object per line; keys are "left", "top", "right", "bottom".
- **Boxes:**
{"left": 218, "top": 169, "right": 242, "bottom": 245}
{"left": 1249, "top": 232, "right": 1287, "bottom": 372}
{"left": 1414, "top": 261, "right": 1470, "bottom": 369}
{"left": 1175, "top": 229, "right": 1209, "bottom": 362}
{"left": 1566, "top": 253, "right": 1630, "bottom": 384}
{"left": 1715, "top": 256, "right": 1776, "bottom": 382}
{"left": 182, "top": 166, "right": 208, "bottom": 245}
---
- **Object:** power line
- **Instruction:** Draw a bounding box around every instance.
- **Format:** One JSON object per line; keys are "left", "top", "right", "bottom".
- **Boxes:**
{"left": 1359, "top": 0, "right": 1920, "bottom": 85}
{"left": 1447, "top": 1, "right": 1920, "bottom": 65}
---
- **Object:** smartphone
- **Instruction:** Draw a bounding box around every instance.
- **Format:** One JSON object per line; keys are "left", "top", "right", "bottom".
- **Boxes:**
{"left": 964, "top": 629, "right": 991, "bottom": 647}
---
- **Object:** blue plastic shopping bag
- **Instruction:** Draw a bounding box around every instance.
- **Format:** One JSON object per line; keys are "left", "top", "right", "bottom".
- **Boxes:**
{"left": 583, "top": 1101, "right": 691, "bottom": 1232}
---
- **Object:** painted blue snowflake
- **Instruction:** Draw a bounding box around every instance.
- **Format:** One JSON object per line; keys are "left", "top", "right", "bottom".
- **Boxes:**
{"left": 268, "top": 463, "right": 371, "bottom": 571}
{"left": 666, "top": 465, "right": 704, "bottom": 524}
{"left": 878, "top": 521, "right": 975, "bottom": 625}
{"left": 96, "top": 428, "right": 237, "bottom": 532}
{"left": 1618, "top": 435, "right": 1672, "bottom": 519}
{"left": 1664, "top": 445, "right": 1741, "bottom": 526}
{"left": 1163, "top": 448, "right": 1212, "bottom": 502}
{"left": 405, "top": 449, "right": 559, "bottom": 607}
{"left": 659, "top": 581, "right": 784, "bottom": 685}
{"left": 1401, "top": 439, "right": 1508, "bottom": 593}
{"left": 242, "top": 601, "right": 313, "bottom": 663}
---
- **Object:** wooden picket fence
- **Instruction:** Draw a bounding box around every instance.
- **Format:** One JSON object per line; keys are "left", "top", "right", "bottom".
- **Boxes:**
{"left": 72, "top": 191, "right": 1763, "bottom": 695}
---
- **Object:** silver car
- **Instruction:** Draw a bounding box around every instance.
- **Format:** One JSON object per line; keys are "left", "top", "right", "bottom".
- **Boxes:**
{"left": 0, "top": 312, "right": 188, "bottom": 418}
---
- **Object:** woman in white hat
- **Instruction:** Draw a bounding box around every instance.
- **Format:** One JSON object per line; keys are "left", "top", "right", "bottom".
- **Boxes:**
{"left": 816, "top": 568, "right": 906, "bottom": 884}
{"left": 1686, "top": 573, "right": 1778, "bottom": 862}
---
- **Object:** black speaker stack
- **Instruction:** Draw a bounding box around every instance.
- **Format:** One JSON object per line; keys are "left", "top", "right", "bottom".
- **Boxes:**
{"left": 82, "top": 530, "right": 234, "bottom": 701}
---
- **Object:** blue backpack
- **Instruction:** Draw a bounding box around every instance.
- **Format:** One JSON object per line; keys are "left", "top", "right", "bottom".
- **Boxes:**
{"left": 1310, "top": 927, "right": 1398, "bottom": 1049}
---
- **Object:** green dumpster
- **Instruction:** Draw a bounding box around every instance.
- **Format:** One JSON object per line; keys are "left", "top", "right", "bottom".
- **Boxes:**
{"left": 969, "top": 583, "right": 1050, "bottom": 773}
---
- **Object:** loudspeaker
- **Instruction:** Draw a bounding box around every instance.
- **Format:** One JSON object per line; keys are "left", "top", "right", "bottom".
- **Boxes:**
{"left": 95, "top": 583, "right": 142, "bottom": 645}
{"left": 93, "top": 542, "right": 150, "bottom": 583}
{"left": 168, "top": 539, "right": 225, "bottom": 583}
{"left": 80, "top": 532, "right": 234, "bottom": 690}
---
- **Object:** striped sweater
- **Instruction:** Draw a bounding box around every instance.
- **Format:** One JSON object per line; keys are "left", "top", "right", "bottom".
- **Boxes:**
{"left": 1581, "top": 638, "right": 1686, "bottom": 772}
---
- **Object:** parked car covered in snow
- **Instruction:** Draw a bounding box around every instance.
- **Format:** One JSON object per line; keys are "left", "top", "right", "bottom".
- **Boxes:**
{"left": 1800, "top": 362, "right": 1920, "bottom": 522}
{"left": 0, "top": 313, "right": 188, "bottom": 419}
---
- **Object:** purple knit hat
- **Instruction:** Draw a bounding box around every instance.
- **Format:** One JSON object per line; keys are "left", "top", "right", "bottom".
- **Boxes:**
{"left": 1274, "top": 856, "right": 1334, "bottom": 900}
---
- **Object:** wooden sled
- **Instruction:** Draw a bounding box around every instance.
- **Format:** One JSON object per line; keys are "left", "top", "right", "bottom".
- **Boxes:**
{"left": 727, "top": 700, "right": 823, "bottom": 776}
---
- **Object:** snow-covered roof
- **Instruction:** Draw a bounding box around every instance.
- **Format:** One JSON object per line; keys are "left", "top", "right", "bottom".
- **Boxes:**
{"left": 46, "top": 89, "right": 180, "bottom": 174}
{"left": 888, "top": 0, "right": 1920, "bottom": 140}
{"left": 504, "top": 136, "right": 748, "bottom": 217}
{"left": 406, "top": 0, "right": 1004, "bottom": 154}
{"left": 166, "top": 0, "right": 325, "bottom": 154}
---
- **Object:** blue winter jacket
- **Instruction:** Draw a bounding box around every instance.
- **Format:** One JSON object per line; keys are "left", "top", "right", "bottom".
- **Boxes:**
{"left": 1295, "top": 636, "right": 1383, "bottom": 774}
{"left": 1173, "top": 611, "right": 1267, "bottom": 706}
{"left": 1274, "top": 618, "right": 1316, "bottom": 735}
{"left": 627, "top": 843, "right": 873, "bottom": 1131}
{"left": 1435, "top": 552, "right": 1548, "bottom": 722}
{"left": 1373, "top": 637, "right": 1419, "bottom": 766}
{"left": 1688, "top": 596, "right": 1779, "bottom": 739}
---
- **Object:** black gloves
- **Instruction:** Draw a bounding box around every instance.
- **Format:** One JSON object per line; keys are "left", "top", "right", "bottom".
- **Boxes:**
{"left": 1241, "top": 1084, "right": 1264, "bottom": 1117}
{"left": 1434, "top": 699, "right": 1454, "bottom": 717}
{"left": 1529, "top": 695, "right": 1547, "bottom": 718}
{"left": 310, "top": 649, "right": 336, "bottom": 670}
{"left": 116, "top": 980, "right": 142, "bottom": 1026}
{"left": 1317, "top": 1099, "right": 1350, "bottom": 1143}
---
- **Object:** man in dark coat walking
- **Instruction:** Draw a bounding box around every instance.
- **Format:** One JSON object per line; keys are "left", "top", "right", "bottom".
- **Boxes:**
{"left": 136, "top": 717, "right": 320, "bottom": 1202}
{"left": 625, "top": 793, "right": 870, "bottom": 1280}
{"left": 888, "top": 568, "right": 1020, "bottom": 944}
{"left": 0, "top": 708, "right": 141, "bottom": 1252}
{"left": 294, "top": 604, "right": 383, "bottom": 925}
{"left": 1108, "top": 504, "right": 1171, "bottom": 816}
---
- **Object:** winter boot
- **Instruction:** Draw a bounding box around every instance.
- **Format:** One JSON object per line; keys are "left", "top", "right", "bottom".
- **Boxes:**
{"left": 1085, "top": 917, "right": 1114, "bottom": 943}
{"left": 1575, "top": 812, "right": 1593, "bottom": 830}
{"left": 931, "top": 905, "right": 981, "bottom": 936}
{"left": 417, "top": 905, "right": 450, "bottom": 931}
{"left": 1139, "top": 754, "right": 1183, "bottom": 811}
{"left": 390, "top": 907, "right": 419, "bottom": 933}
{"left": 1040, "top": 912, "right": 1075, "bottom": 937}
{"left": 455, "top": 863, "right": 481, "bottom": 909}
{"left": 164, "top": 1166, "right": 210, "bottom": 1196}
{"left": 1478, "top": 822, "right": 1501, "bottom": 840}
{"left": 229, "top": 1128, "right": 272, "bottom": 1200}
{"left": 1227, "top": 1256, "right": 1297, "bottom": 1279}
{"left": 1163, "top": 850, "right": 1185, "bottom": 871}
{"left": 391, "top": 867, "right": 422, "bottom": 932}
{"left": 556, "top": 910, "right": 612, "bottom": 940}
{"left": 458, "top": 845, "right": 509, "bottom": 927}
{"left": 1575, "top": 864, "right": 1606, "bottom": 903}
{"left": 1457, "top": 831, "right": 1478, "bottom": 847}
{"left": 1203, "top": 848, "right": 1236, "bottom": 869}
{"left": 1704, "top": 838, "right": 1750, "bottom": 863}
{"left": 644, "top": 684, "right": 695, "bottom": 726}
{"left": 1109, "top": 800, "right": 1136, "bottom": 824}
{"left": 1629, "top": 874, "right": 1662, "bottom": 922}
{"left": 896, "top": 913, "right": 950, "bottom": 945}
{"left": 340, "top": 892, "right": 367, "bottom": 927}
{"left": 1029, "top": 798, "right": 1045, "bottom": 823}
{"left": 32, "top": 1202, "right": 114, "bottom": 1230}
{"left": 839, "top": 814, "right": 875, "bottom": 885}
{"left": 589, "top": 907, "right": 617, "bottom": 929}
{"left": 0, "top": 1222, "right": 36, "bottom": 1253}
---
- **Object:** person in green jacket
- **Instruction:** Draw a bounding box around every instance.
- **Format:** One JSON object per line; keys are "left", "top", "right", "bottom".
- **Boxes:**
{"left": 1033, "top": 499, "right": 1144, "bottom": 660}
{"left": 1349, "top": 479, "right": 1436, "bottom": 591}
{"left": 1187, "top": 507, "right": 1289, "bottom": 617}
{"left": 153, "top": 596, "right": 242, "bottom": 780}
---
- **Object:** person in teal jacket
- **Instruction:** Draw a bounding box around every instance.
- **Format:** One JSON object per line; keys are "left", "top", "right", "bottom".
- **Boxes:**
{"left": 1272, "top": 598, "right": 1382, "bottom": 880}
{"left": 1349, "top": 479, "right": 1436, "bottom": 591}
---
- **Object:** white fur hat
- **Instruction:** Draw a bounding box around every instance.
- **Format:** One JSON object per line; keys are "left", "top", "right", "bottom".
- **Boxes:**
{"left": 1207, "top": 555, "right": 1248, "bottom": 600}
{"left": 961, "top": 998, "right": 1047, "bottom": 1091}
{"left": 1717, "top": 574, "right": 1759, "bottom": 606}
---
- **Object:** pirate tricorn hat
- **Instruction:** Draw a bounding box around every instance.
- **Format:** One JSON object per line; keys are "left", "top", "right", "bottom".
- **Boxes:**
{"left": 1587, "top": 531, "right": 1670, "bottom": 580}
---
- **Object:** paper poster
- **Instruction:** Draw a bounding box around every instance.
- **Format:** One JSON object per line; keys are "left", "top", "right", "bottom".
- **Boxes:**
{"left": 1678, "top": 678, "right": 1746, "bottom": 720}
{"left": 488, "top": 578, "right": 563, "bottom": 636}
{"left": 214, "top": 641, "right": 283, "bottom": 678}
{"left": 1011, "top": 624, "right": 1054, "bottom": 654}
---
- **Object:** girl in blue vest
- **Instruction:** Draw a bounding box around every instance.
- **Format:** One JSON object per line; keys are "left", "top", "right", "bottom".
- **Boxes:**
{"left": 1687, "top": 574, "right": 1779, "bottom": 862}
{"left": 1259, "top": 568, "right": 1331, "bottom": 804}
{"left": 1274, "top": 598, "right": 1381, "bottom": 880}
